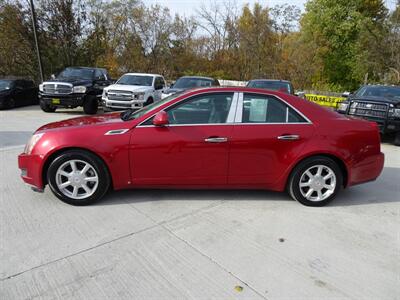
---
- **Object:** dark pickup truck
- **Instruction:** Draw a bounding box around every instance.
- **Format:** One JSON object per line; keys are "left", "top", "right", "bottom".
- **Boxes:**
{"left": 337, "top": 85, "right": 400, "bottom": 145}
{"left": 39, "top": 67, "right": 112, "bottom": 114}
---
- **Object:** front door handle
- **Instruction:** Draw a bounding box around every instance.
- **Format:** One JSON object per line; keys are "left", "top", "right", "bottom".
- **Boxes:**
{"left": 204, "top": 137, "right": 228, "bottom": 143}
{"left": 277, "top": 134, "right": 300, "bottom": 141}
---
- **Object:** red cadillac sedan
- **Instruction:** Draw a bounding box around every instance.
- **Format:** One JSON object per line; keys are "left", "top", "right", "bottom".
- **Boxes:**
{"left": 18, "top": 87, "right": 384, "bottom": 206}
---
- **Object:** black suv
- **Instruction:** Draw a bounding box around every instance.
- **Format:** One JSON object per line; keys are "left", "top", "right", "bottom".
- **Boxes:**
{"left": 39, "top": 67, "right": 112, "bottom": 114}
{"left": 337, "top": 85, "right": 400, "bottom": 145}
{"left": 0, "top": 79, "right": 38, "bottom": 109}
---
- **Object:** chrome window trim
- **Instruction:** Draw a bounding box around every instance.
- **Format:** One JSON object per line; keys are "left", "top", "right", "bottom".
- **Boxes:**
{"left": 137, "top": 91, "right": 238, "bottom": 127}
{"left": 238, "top": 92, "right": 313, "bottom": 124}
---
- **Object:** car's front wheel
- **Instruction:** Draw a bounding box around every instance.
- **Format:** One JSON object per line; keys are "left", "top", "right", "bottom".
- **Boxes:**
{"left": 394, "top": 132, "right": 400, "bottom": 146}
{"left": 83, "top": 95, "right": 98, "bottom": 114}
{"left": 288, "top": 156, "right": 343, "bottom": 207}
{"left": 47, "top": 150, "right": 110, "bottom": 205}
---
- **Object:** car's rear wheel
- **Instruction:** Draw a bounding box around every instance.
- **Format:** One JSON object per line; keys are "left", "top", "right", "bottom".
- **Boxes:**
{"left": 288, "top": 156, "right": 343, "bottom": 207}
{"left": 83, "top": 95, "right": 98, "bottom": 114}
{"left": 40, "top": 100, "right": 56, "bottom": 112}
{"left": 47, "top": 150, "right": 110, "bottom": 205}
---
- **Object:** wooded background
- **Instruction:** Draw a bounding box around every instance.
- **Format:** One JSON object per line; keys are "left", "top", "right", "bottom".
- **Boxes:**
{"left": 0, "top": 0, "right": 399, "bottom": 91}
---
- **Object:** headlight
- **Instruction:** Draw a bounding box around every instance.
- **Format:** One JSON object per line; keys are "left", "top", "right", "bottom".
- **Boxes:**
{"left": 73, "top": 86, "right": 87, "bottom": 93}
{"left": 24, "top": 133, "right": 44, "bottom": 154}
{"left": 337, "top": 102, "right": 349, "bottom": 112}
{"left": 389, "top": 108, "right": 400, "bottom": 118}
{"left": 39, "top": 84, "right": 43, "bottom": 92}
{"left": 133, "top": 93, "right": 145, "bottom": 100}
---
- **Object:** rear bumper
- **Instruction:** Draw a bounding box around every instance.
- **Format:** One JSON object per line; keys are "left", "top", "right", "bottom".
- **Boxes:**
{"left": 348, "top": 152, "right": 385, "bottom": 186}
{"left": 18, "top": 152, "right": 44, "bottom": 189}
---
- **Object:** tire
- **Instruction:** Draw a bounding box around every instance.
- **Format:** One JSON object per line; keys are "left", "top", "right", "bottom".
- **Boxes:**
{"left": 40, "top": 100, "right": 56, "bottom": 112}
{"left": 8, "top": 97, "right": 15, "bottom": 109}
{"left": 47, "top": 150, "right": 110, "bottom": 206}
{"left": 83, "top": 95, "right": 98, "bottom": 114}
{"left": 287, "top": 156, "right": 343, "bottom": 207}
{"left": 394, "top": 132, "right": 400, "bottom": 146}
{"left": 145, "top": 97, "right": 153, "bottom": 106}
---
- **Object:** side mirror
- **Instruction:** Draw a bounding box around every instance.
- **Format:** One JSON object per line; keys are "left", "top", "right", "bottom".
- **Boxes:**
{"left": 153, "top": 111, "right": 169, "bottom": 126}
{"left": 342, "top": 92, "right": 351, "bottom": 98}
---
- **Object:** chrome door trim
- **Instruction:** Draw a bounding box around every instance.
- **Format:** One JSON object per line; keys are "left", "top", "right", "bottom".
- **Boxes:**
{"left": 204, "top": 137, "right": 228, "bottom": 143}
{"left": 105, "top": 129, "right": 130, "bottom": 135}
{"left": 277, "top": 134, "right": 300, "bottom": 140}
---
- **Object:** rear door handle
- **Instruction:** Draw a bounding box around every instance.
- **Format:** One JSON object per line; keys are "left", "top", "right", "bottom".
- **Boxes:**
{"left": 277, "top": 134, "right": 300, "bottom": 141}
{"left": 204, "top": 137, "right": 228, "bottom": 143}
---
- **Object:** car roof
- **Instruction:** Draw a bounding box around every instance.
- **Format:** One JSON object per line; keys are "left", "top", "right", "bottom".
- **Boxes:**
{"left": 359, "top": 84, "right": 400, "bottom": 89}
{"left": 123, "top": 73, "right": 163, "bottom": 77}
{"left": 179, "top": 76, "right": 216, "bottom": 81}
{"left": 248, "top": 79, "right": 292, "bottom": 83}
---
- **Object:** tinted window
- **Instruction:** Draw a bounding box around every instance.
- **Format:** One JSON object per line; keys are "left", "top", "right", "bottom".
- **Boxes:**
{"left": 58, "top": 68, "right": 94, "bottom": 80}
{"left": 167, "top": 93, "right": 233, "bottom": 124}
{"left": 155, "top": 77, "right": 165, "bottom": 89}
{"left": 242, "top": 94, "right": 306, "bottom": 123}
{"left": 173, "top": 78, "right": 214, "bottom": 89}
{"left": 355, "top": 86, "right": 400, "bottom": 99}
{"left": 94, "top": 69, "right": 105, "bottom": 80}
{"left": 247, "top": 80, "right": 291, "bottom": 94}
{"left": 0, "top": 80, "right": 12, "bottom": 90}
{"left": 117, "top": 75, "right": 153, "bottom": 86}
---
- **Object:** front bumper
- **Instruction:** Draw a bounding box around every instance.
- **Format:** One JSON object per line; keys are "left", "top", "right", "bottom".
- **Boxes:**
{"left": 39, "top": 93, "right": 85, "bottom": 107}
{"left": 18, "top": 152, "right": 44, "bottom": 190}
{"left": 102, "top": 98, "right": 146, "bottom": 110}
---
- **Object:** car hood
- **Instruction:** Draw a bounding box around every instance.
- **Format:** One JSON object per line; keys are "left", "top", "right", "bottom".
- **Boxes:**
{"left": 37, "top": 113, "right": 125, "bottom": 132}
{"left": 350, "top": 96, "right": 400, "bottom": 105}
{"left": 44, "top": 78, "right": 93, "bottom": 86}
{"left": 105, "top": 84, "right": 152, "bottom": 93}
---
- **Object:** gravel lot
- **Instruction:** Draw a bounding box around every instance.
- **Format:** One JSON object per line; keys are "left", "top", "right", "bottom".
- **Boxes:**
{"left": 1, "top": 105, "right": 399, "bottom": 299}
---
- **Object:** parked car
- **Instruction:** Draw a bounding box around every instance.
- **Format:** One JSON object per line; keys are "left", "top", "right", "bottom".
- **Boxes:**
{"left": 246, "top": 79, "right": 294, "bottom": 95}
{"left": 0, "top": 79, "right": 38, "bottom": 109}
{"left": 39, "top": 67, "right": 112, "bottom": 114}
{"left": 162, "top": 76, "right": 220, "bottom": 98}
{"left": 102, "top": 73, "right": 166, "bottom": 111}
{"left": 337, "top": 85, "right": 400, "bottom": 145}
{"left": 18, "top": 87, "right": 384, "bottom": 207}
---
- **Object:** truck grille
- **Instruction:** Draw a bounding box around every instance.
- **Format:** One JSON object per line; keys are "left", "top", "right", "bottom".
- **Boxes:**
{"left": 107, "top": 90, "right": 133, "bottom": 101}
{"left": 348, "top": 101, "right": 388, "bottom": 119}
{"left": 43, "top": 83, "right": 73, "bottom": 94}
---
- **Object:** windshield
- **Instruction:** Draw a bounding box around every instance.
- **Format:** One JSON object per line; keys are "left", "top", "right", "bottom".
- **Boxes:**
{"left": 173, "top": 77, "right": 213, "bottom": 89}
{"left": 117, "top": 75, "right": 153, "bottom": 86}
{"left": 121, "top": 91, "right": 185, "bottom": 121}
{"left": 247, "top": 81, "right": 291, "bottom": 94}
{"left": 0, "top": 80, "right": 12, "bottom": 91}
{"left": 57, "top": 68, "right": 94, "bottom": 80}
{"left": 355, "top": 86, "right": 400, "bottom": 99}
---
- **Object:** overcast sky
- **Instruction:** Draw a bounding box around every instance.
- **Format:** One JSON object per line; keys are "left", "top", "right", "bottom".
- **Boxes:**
{"left": 142, "top": 0, "right": 397, "bottom": 16}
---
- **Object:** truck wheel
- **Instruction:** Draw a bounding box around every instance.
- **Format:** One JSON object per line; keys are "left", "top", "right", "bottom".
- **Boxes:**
{"left": 145, "top": 97, "right": 153, "bottom": 106}
{"left": 40, "top": 100, "right": 56, "bottom": 112}
{"left": 83, "top": 95, "right": 98, "bottom": 115}
{"left": 394, "top": 132, "right": 400, "bottom": 146}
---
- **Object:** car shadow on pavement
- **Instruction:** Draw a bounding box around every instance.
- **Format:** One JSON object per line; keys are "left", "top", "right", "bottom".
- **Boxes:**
{"left": 97, "top": 189, "right": 292, "bottom": 206}
{"left": 97, "top": 167, "right": 399, "bottom": 207}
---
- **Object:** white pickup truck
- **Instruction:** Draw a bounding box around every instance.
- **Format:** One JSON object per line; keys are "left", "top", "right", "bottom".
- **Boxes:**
{"left": 102, "top": 73, "right": 166, "bottom": 111}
